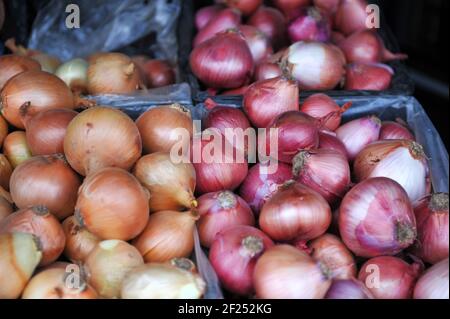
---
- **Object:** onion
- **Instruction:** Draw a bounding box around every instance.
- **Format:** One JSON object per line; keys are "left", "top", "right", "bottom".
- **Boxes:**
{"left": 87, "top": 53, "right": 140, "bottom": 94}
{"left": 76, "top": 167, "right": 149, "bottom": 241}
{"left": 248, "top": 6, "right": 286, "bottom": 49}
{"left": 412, "top": 193, "right": 449, "bottom": 264}
{"left": 22, "top": 267, "right": 98, "bottom": 299}
{"left": 334, "top": 0, "right": 370, "bottom": 35}
{"left": 38, "top": 261, "right": 71, "bottom": 273}
{"left": 288, "top": 7, "right": 330, "bottom": 43}
{"left": 136, "top": 104, "right": 192, "bottom": 154}
{"left": 283, "top": 41, "right": 346, "bottom": 90}
{"left": 0, "top": 186, "right": 13, "bottom": 222}
{"left": 339, "top": 177, "right": 417, "bottom": 257}
{"left": 85, "top": 240, "right": 144, "bottom": 298}
{"left": 325, "top": 279, "right": 374, "bottom": 299}
{"left": 239, "top": 25, "right": 273, "bottom": 65}
{"left": 218, "top": 0, "right": 263, "bottom": 16}
{"left": 380, "top": 120, "right": 415, "bottom": 141}
{"left": 62, "top": 215, "right": 100, "bottom": 263}
{"left": 254, "top": 61, "right": 282, "bottom": 81}
{"left": 209, "top": 225, "right": 274, "bottom": 295}
{"left": 121, "top": 263, "right": 206, "bottom": 299}
{"left": 0, "top": 154, "right": 12, "bottom": 190}
{"left": 354, "top": 140, "right": 430, "bottom": 203}
{"left": 140, "top": 59, "right": 175, "bottom": 88}
{"left": 3, "top": 131, "right": 32, "bottom": 168}
{"left": 0, "top": 205, "right": 65, "bottom": 266}
{"left": 335, "top": 115, "right": 381, "bottom": 160}
{"left": 292, "top": 149, "right": 351, "bottom": 204}
{"left": 254, "top": 244, "right": 331, "bottom": 299}
{"left": 414, "top": 258, "right": 449, "bottom": 299}
{"left": 313, "top": 0, "right": 340, "bottom": 14}
{"left": 191, "top": 30, "right": 254, "bottom": 89}
{"left": 132, "top": 210, "right": 198, "bottom": 262}
{"left": 54, "top": 58, "right": 88, "bottom": 93}
{"left": 319, "top": 130, "right": 349, "bottom": 159}
{"left": 0, "top": 232, "right": 42, "bottom": 299}
{"left": 0, "top": 115, "right": 7, "bottom": 147}
{"left": 24, "top": 109, "right": 78, "bottom": 156}
{"left": 197, "top": 191, "right": 255, "bottom": 247}
{"left": 64, "top": 106, "right": 142, "bottom": 176}
{"left": 239, "top": 162, "right": 293, "bottom": 215}
{"left": 0, "top": 55, "right": 41, "bottom": 90}
{"left": 345, "top": 62, "right": 394, "bottom": 91}
{"left": 265, "top": 111, "right": 319, "bottom": 163}
{"left": 309, "top": 234, "right": 356, "bottom": 279}
{"left": 193, "top": 8, "right": 241, "bottom": 47}
{"left": 222, "top": 85, "right": 250, "bottom": 95}
{"left": 195, "top": 5, "right": 224, "bottom": 30}
{"left": 300, "top": 93, "right": 351, "bottom": 131}
{"left": 358, "top": 256, "right": 422, "bottom": 299}
{"left": 168, "top": 257, "right": 198, "bottom": 273}
{"left": 10, "top": 154, "right": 81, "bottom": 220}
{"left": 260, "top": 181, "right": 331, "bottom": 241}
{"left": 273, "top": 0, "right": 312, "bottom": 16}
{"left": 243, "top": 76, "right": 299, "bottom": 128}
{"left": 331, "top": 31, "right": 346, "bottom": 44}
{"left": 133, "top": 152, "right": 197, "bottom": 212}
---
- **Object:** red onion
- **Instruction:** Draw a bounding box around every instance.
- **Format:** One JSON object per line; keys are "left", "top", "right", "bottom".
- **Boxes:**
{"left": 358, "top": 256, "right": 422, "bottom": 299}
{"left": 248, "top": 6, "right": 287, "bottom": 49}
{"left": 273, "top": 0, "right": 312, "bottom": 17}
{"left": 292, "top": 149, "right": 351, "bottom": 204}
{"left": 190, "top": 30, "right": 253, "bottom": 89}
{"left": 414, "top": 258, "right": 449, "bottom": 299}
{"left": 193, "top": 8, "right": 241, "bottom": 47}
{"left": 217, "top": 0, "right": 263, "bottom": 16}
{"left": 259, "top": 181, "right": 331, "bottom": 241}
{"left": 195, "top": 5, "right": 224, "bottom": 30}
{"left": 283, "top": 42, "right": 346, "bottom": 90}
{"left": 254, "top": 244, "right": 331, "bottom": 299}
{"left": 339, "top": 177, "right": 417, "bottom": 257}
{"left": 354, "top": 140, "right": 430, "bottom": 203}
{"left": 319, "top": 131, "right": 349, "bottom": 159}
{"left": 334, "top": 0, "right": 369, "bottom": 35}
{"left": 331, "top": 31, "right": 346, "bottom": 44}
{"left": 254, "top": 61, "right": 282, "bottom": 81}
{"left": 335, "top": 115, "right": 381, "bottom": 160}
{"left": 325, "top": 279, "right": 374, "bottom": 299}
{"left": 197, "top": 191, "right": 255, "bottom": 247}
{"left": 209, "top": 225, "right": 274, "bottom": 295}
{"left": 239, "top": 162, "right": 293, "bottom": 215}
{"left": 243, "top": 76, "right": 299, "bottom": 128}
{"left": 380, "top": 120, "right": 415, "bottom": 141}
{"left": 314, "top": 0, "right": 340, "bottom": 14}
{"left": 239, "top": 25, "right": 273, "bottom": 65}
{"left": 412, "top": 193, "right": 449, "bottom": 264}
{"left": 345, "top": 62, "right": 394, "bottom": 91}
{"left": 288, "top": 7, "right": 330, "bottom": 43}
{"left": 300, "top": 93, "right": 351, "bottom": 131}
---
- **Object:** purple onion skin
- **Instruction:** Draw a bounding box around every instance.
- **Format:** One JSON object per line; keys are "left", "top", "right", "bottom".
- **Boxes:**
{"left": 325, "top": 279, "right": 374, "bottom": 299}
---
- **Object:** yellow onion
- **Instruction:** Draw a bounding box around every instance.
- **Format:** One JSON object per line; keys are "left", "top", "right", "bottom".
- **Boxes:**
{"left": 0, "top": 55, "right": 41, "bottom": 90}
{"left": 62, "top": 215, "right": 100, "bottom": 263}
{"left": 64, "top": 106, "right": 142, "bottom": 176}
{"left": 55, "top": 58, "right": 89, "bottom": 93}
{"left": 0, "top": 154, "right": 12, "bottom": 190}
{"left": 3, "top": 131, "right": 32, "bottom": 168}
{"left": 133, "top": 210, "right": 198, "bottom": 262}
{"left": 0, "top": 186, "right": 13, "bottom": 222}
{"left": 37, "top": 261, "right": 72, "bottom": 273}
{"left": 84, "top": 239, "right": 144, "bottom": 298}
{"left": 133, "top": 152, "right": 197, "bottom": 212}
{"left": 0, "top": 115, "right": 8, "bottom": 147}
{"left": 121, "top": 263, "right": 206, "bottom": 299}
{"left": 0, "top": 232, "right": 42, "bottom": 299}
{"left": 168, "top": 257, "right": 198, "bottom": 273}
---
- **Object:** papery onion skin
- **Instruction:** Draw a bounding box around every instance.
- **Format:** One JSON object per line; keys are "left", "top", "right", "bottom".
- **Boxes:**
{"left": 0, "top": 187, "right": 13, "bottom": 222}
{"left": 240, "top": 25, "right": 273, "bottom": 65}
{"left": 76, "top": 167, "right": 149, "bottom": 241}
{"left": 197, "top": 191, "right": 255, "bottom": 247}
{"left": 339, "top": 177, "right": 417, "bottom": 257}
{"left": 31, "top": 54, "right": 61, "bottom": 74}
{"left": 209, "top": 225, "right": 274, "bottom": 295}
{"left": 10, "top": 154, "right": 81, "bottom": 220}
{"left": 3, "top": 131, "right": 32, "bottom": 168}
{"left": 243, "top": 76, "right": 299, "bottom": 128}
{"left": 254, "top": 244, "right": 331, "bottom": 299}
{"left": 136, "top": 104, "right": 192, "bottom": 154}
{"left": 62, "top": 215, "right": 100, "bottom": 263}
{"left": 0, "top": 232, "right": 42, "bottom": 299}
{"left": 133, "top": 152, "right": 197, "bottom": 212}
{"left": 412, "top": 193, "right": 449, "bottom": 264}
{"left": 239, "top": 162, "right": 293, "bottom": 215}
{"left": 140, "top": 59, "right": 176, "bottom": 88}
{"left": 380, "top": 121, "right": 415, "bottom": 141}
{"left": 300, "top": 93, "right": 348, "bottom": 131}
{"left": 353, "top": 140, "right": 430, "bottom": 203}
{"left": 260, "top": 181, "right": 331, "bottom": 241}
{"left": 319, "top": 131, "right": 349, "bottom": 159}
{"left": 334, "top": 0, "right": 369, "bottom": 35}
{"left": 64, "top": 106, "right": 142, "bottom": 176}
{"left": 314, "top": 0, "right": 340, "bottom": 14}
{"left": 219, "top": 0, "right": 263, "bottom": 16}
{"left": 358, "top": 256, "right": 422, "bottom": 299}
{"left": 132, "top": 210, "right": 198, "bottom": 262}
{"left": 273, "top": 0, "right": 312, "bottom": 16}
{"left": 248, "top": 6, "right": 286, "bottom": 49}
{"left": 413, "top": 258, "right": 449, "bottom": 299}
{"left": 0, "top": 115, "right": 7, "bottom": 147}
{"left": 196, "top": 5, "right": 224, "bottom": 30}
{"left": 222, "top": 85, "right": 251, "bottom": 95}
{"left": 121, "top": 263, "right": 206, "bottom": 299}
{"left": 336, "top": 115, "right": 381, "bottom": 160}
{"left": 55, "top": 58, "right": 89, "bottom": 93}
{"left": 254, "top": 61, "right": 282, "bottom": 81}
{"left": 0, "top": 154, "right": 12, "bottom": 190}
{"left": 288, "top": 7, "right": 330, "bottom": 43}
{"left": 0, "top": 55, "right": 41, "bottom": 90}
{"left": 0, "top": 205, "right": 65, "bottom": 266}
{"left": 345, "top": 62, "right": 393, "bottom": 91}
{"left": 325, "top": 279, "right": 374, "bottom": 299}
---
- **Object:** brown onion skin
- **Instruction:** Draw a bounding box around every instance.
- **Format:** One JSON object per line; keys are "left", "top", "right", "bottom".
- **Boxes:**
{"left": 319, "top": 131, "right": 349, "bottom": 159}
{"left": 141, "top": 59, "right": 176, "bottom": 88}
{"left": 24, "top": 109, "right": 78, "bottom": 156}
{"left": 248, "top": 6, "right": 287, "bottom": 49}
{"left": 0, "top": 186, "right": 13, "bottom": 222}
{"left": 0, "top": 55, "right": 41, "bottom": 90}
{"left": 0, "top": 70, "right": 77, "bottom": 129}
{"left": 64, "top": 106, "right": 142, "bottom": 176}
{"left": 197, "top": 191, "right": 255, "bottom": 247}
{"left": 0, "top": 115, "right": 8, "bottom": 148}
{"left": 380, "top": 121, "right": 415, "bottom": 141}
{"left": 259, "top": 181, "right": 332, "bottom": 242}
{"left": 9, "top": 154, "right": 81, "bottom": 220}
{"left": 254, "top": 244, "right": 331, "bottom": 299}
{"left": 413, "top": 258, "right": 449, "bottom": 299}
{"left": 3, "top": 131, "right": 32, "bottom": 168}
{"left": 358, "top": 256, "right": 422, "bottom": 299}
{"left": 62, "top": 215, "right": 100, "bottom": 263}
{"left": 76, "top": 167, "right": 149, "bottom": 241}
{"left": 0, "top": 205, "right": 65, "bottom": 266}
{"left": 136, "top": 104, "right": 192, "bottom": 154}
{"left": 0, "top": 154, "right": 12, "bottom": 191}
{"left": 325, "top": 278, "right": 374, "bottom": 299}
{"left": 345, "top": 62, "right": 393, "bottom": 91}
